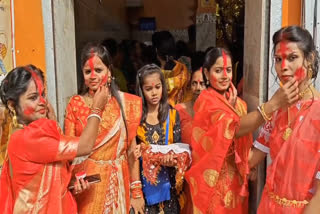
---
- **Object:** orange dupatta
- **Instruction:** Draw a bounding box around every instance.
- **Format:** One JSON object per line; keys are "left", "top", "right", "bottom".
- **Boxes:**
{"left": 185, "top": 88, "right": 252, "bottom": 213}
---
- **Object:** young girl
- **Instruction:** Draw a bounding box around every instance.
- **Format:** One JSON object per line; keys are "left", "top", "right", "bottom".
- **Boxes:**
{"left": 136, "top": 64, "right": 191, "bottom": 213}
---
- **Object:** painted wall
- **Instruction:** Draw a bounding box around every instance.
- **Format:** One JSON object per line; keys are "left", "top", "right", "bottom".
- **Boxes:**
{"left": 282, "top": 0, "right": 302, "bottom": 26}
{"left": 14, "top": 0, "right": 46, "bottom": 72}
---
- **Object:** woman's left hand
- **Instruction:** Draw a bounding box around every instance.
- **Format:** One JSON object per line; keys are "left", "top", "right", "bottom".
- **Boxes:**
{"left": 72, "top": 178, "right": 90, "bottom": 195}
{"left": 227, "top": 82, "right": 237, "bottom": 107}
{"left": 130, "top": 197, "right": 145, "bottom": 214}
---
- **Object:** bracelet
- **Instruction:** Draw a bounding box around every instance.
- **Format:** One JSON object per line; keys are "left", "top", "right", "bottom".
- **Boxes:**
{"left": 130, "top": 181, "right": 142, "bottom": 186}
{"left": 130, "top": 181, "right": 142, "bottom": 190}
{"left": 87, "top": 113, "right": 102, "bottom": 121}
{"left": 90, "top": 107, "right": 102, "bottom": 117}
{"left": 258, "top": 103, "right": 272, "bottom": 121}
{"left": 131, "top": 187, "right": 143, "bottom": 199}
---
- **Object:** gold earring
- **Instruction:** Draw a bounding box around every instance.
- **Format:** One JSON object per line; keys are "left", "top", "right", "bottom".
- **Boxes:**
{"left": 107, "top": 75, "right": 112, "bottom": 87}
{"left": 308, "top": 66, "right": 313, "bottom": 79}
{"left": 10, "top": 109, "right": 21, "bottom": 128}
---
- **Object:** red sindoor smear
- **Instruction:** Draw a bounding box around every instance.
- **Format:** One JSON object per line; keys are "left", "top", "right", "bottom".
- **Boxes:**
{"left": 278, "top": 42, "right": 289, "bottom": 69}
{"left": 100, "top": 74, "right": 108, "bottom": 86}
{"left": 24, "top": 107, "right": 35, "bottom": 115}
{"left": 89, "top": 50, "right": 95, "bottom": 78}
{"left": 222, "top": 51, "right": 228, "bottom": 77}
{"left": 294, "top": 67, "right": 305, "bottom": 81}
{"left": 29, "top": 70, "right": 45, "bottom": 104}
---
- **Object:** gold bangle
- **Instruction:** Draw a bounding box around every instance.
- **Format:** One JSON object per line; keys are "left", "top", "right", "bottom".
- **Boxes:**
{"left": 260, "top": 103, "right": 272, "bottom": 121}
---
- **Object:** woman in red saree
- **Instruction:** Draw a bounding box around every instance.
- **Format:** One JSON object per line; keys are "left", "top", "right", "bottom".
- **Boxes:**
{"left": 64, "top": 43, "right": 144, "bottom": 213}
{"left": 185, "top": 48, "right": 300, "bottom": 213}
{"left": 250, "top": 26, "right": 320, "bottom": 213}
{"left": 0, "top": 65, "right": 108, "bottom": 213}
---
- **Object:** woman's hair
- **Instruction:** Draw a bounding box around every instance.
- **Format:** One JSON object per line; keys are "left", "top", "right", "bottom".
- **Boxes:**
{"left": 202, "top": 47, "right": 232, "bottom": 87}
{"left": 272, "top": 26, "right": 319, "bottom": 80}
{"left": 80, "top": 43, "right": 128, "bottom": 137}
{"left": 136, "top": 64, "right": 169, "bottom": 124}
{"left": 0, "top": 65, "right": 45, "bottom": 112}
{"left": 152, "top": 31, "right": 176, "bottom": 70}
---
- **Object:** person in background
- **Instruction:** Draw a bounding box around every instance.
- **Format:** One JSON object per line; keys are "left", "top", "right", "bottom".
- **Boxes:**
{"left": 152, "top": 31, "right": 189, "bottom": 106}
{"left": 101, "top": 38, "right": 128, "bottom": 92}
{"left": 175, "top": 52, "right": 206, "bottom": 214}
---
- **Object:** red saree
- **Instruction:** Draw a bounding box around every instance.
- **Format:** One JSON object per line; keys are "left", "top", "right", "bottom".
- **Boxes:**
{"left": 0, "top": 118, "right": 79, "bottom": 214}
{"left": 254, "top": 99, "right": 320, "bottom": 213}
{"left": 175, "top": 104, "right": 193, "bottom": 145}
{"left": 64, "top": 92, "right": 142, "bottom": 213}
{"left": 185, "top": 88, "right": 252, "bottom": 213}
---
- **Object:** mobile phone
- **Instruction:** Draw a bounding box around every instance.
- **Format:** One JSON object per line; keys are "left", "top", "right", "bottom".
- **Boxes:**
{"left": 68, "top": 174, "right": 101, "bottom": 190}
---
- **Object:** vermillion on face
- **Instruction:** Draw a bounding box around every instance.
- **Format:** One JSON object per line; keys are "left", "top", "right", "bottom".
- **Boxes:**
{"left": 18, "top": 79, "right": 47, "bottom": 125}
{"left": 83, "top": 55, "right": 111, "bottom": 92}
{"left": 142, "top": 73, "right": 162, "bottom": 107}
{"left": 206, "top": 54, "right": 232, "bottom": 92}
{"left": 274, "top": 41, "right": 307, "bottom": 84}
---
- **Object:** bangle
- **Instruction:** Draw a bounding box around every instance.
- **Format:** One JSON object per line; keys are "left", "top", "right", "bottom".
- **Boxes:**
{"left": 131, "top": 187, "right": 143, "bottom": 199}
{"left": 90, "top": 107, "right": 102, "bottom": 117}
{"left": 258, "top": 103, "right": 272, "bottom": 121}
{"left": 130, "top": 181, "right": 142, "bottom": 189}
{"left": 130, "top": 181, "right": 141, "bottom": 186}
{"left": 87, "top": 113, "right": 102, "bottom": 121}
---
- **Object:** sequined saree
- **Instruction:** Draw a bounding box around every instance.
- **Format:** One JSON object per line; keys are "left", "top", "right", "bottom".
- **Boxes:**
{"left": 0, "top": 119, "right": 79, "bottom": 214}
{"left": 64, "top": 92, "right": 142, "bottom": 213}
{"left": 185, "top": 88, "right": 252, "bottom": 213}
{"left": 253, "top": 99, "right": 320, "bottom": 213}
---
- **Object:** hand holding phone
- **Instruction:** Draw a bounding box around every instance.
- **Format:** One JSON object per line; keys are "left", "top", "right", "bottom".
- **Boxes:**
{"left": 69, "top": 174, "right": 101, "bottom": 190}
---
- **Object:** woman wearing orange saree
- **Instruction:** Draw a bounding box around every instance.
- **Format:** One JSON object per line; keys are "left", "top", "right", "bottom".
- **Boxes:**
{"left": 64, "top": 43, "right": 144, "bottom": 213}
{"left": 185, "top": 48, "right": 300, "bottom": 213}
{"left": 0, "top": 65, "right": 108, "bottom": 213}
{"left": 152, "top": 31, "right": 189, "bottom": 106}
{"left": 250, "top": 26, "right": 320, "bottom": 213}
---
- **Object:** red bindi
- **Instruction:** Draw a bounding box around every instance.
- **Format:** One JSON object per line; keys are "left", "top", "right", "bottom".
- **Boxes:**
{"left": 28, "top": 69, "right": 45, "bottom": 104}
{"left": 222, "top": 51, "right": 228, "bottom": 77}
{"left": 89, "top": 50, "right": 95, "bottom": 78}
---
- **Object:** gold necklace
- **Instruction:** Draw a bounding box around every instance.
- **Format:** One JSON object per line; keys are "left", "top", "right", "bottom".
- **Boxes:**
{"left": 283, "top": 86, "right": 313, "bottom": 141}
{"left": 83, "top": 94, "right": 93, "bottom": 108}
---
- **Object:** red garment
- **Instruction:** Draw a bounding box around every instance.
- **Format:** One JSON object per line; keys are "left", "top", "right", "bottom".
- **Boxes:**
{"left": 175, "top": 103, "right": 194, "bottom": 214}
{"left": 175, "top": 104, "right": 193, "bottom": 144}
{"left": 254, "top": 99, "right": 320, "bottom": 213}
{"left": 0, "top": 118, "right": 79, "bottom": 214}
{"left": 185, "top": 88, "right": 252, "bottom": 213}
